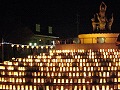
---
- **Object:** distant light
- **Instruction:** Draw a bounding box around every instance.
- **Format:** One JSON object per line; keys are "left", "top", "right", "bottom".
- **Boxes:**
{"left": 29, "top": 43, "right": 32, "bottom": 46}
{"left": 11, "top": 44, "right": 14, "bottom": 47}
{"left": 46, "top": 46, "right": 48, "bottom": 49}
{"left": 50, "top": 45, "right": 53, "bottom": 49}
{"left": 41, "top": 46, "right": 44, "bottom": 49}
{"left": 21, "top": 45, "right": 24, "bottom": 48}
{"left": 51, "top": 41, "right": 55, "bottom": 45}
{"left": 17, "top": 45, "right": 19, "bottom": 48}
{"left": 12, "top": 57, "right": 15, "bottom": 60}
{"left": 34, "top": 43, "right": 37, "bottom": 46}
{"left": 27, "top": 45, "right": 29, "bottom": 48}
{"left": 36, "top": 46, "right": 39, "bottom": 49}
{"left": 31, "top": 46, "right": 34, "bottom": 49}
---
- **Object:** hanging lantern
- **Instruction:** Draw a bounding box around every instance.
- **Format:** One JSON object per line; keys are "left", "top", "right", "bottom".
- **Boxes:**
{"left": 11, "top": 44, "right": 14, "bottom": 47}
{"left": 36, "top": 46, "right": 39, "bottom": 49}
{"left": 41, "top": 46, "right": 44, "bottom": 49}
{"left": 21, "top": 45, "right": 24, "bottom": 48}
{"left": 17, "top": 45, "right": 19, "bottom": 48}
{"left": 27, "top": 45, "right": 29, "bottom": 48}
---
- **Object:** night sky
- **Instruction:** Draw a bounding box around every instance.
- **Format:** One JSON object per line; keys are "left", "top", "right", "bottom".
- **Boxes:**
{"left": 0, "top": 0, "right": 120, "bottom": 40}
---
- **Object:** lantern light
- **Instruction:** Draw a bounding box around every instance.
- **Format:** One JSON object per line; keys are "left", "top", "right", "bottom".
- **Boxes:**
{"left": 31, "top": 46, "right": 34, "bottom": 49}
{"left": 34, "top": 43, "right": 37, "bottom": 46}
{"left": 17, "top": 45, "right": 19, "bottom": 48}
{"left": 36, "top": 46, "right": 39, "bottom": 49}
{"left": 21, "top": 45, "right": 24, "bottom": 48}
{"left": 11, "top": 44, "right": 14, "bottom": 47}
{"left": 41, "top": 46, "right": 44, "bottom": 49}
{"left": 46, "top": 46, "right": 48, "bottom": 49}
{"left": 29, "top": 43, "right": 32, "bottom": 46}
{"left": 27, "top": 45, "right": 29, "bottom": 48}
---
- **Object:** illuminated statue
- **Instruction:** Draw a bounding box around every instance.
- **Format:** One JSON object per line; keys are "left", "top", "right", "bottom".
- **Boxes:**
{"left": 91, "top": 2, "right": 113, "bottom": 31}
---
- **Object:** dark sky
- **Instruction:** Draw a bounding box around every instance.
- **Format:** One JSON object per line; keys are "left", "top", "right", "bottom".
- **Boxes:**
{"left": 0, "top": 0, "right": 120, "bottom": 39}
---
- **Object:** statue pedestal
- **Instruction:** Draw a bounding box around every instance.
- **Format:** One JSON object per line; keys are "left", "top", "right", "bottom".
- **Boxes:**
{"left": 55, "top": 33, "right": 119, "bottom": 50}
{"left": 78, "top": 33, "right": 119, "bottom": 44}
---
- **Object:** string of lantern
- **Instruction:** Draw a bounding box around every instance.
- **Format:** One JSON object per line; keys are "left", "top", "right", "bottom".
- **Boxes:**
{"left": 0, "top": 42, "right": 55, "bottom": 49}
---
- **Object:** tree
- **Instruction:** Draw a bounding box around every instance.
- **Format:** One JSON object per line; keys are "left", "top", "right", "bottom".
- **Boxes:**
{"left": 3, "top": 26, "right": 34, "bottom": 44}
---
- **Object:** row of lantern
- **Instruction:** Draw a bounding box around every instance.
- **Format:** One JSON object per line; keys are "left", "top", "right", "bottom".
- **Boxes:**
{"left": 11, "top": 56, "right": 120, "bottom": 63}
{"left": 0, "top": 77, "right": 119, "bottom": 84}
{"left": 0, "top": 42, "right": 55, "bottom": 49}
{"left": 0, "top": 70, "right": 119, "bottom": 77}
{"left": 0, "top": 63, "right": 120, "bottom": 72}
{"left": 11, "top": 44, "right": 54, "bottom": 49}
{"left": 4, "top": 60, "right": 120, "bottom": 68}
{"left": 0, "top": 85, "right": 119, "bottom": 90}
{"left": 51, "top": 49, "right": 120, "bottom": 53}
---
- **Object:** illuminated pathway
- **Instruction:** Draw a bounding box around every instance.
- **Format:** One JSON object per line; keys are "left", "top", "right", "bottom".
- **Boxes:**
{"left": 0, "top": 49, "right": 120, "bottom": 90}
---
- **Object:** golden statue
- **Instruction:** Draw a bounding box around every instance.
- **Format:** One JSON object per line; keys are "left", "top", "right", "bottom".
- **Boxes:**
{"left": 91, "top": 2, "right": 113, "bottom": 31}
